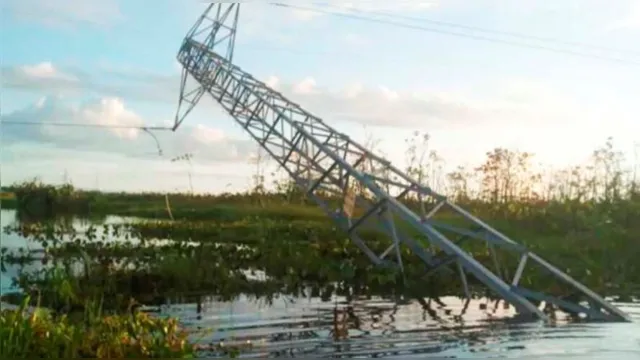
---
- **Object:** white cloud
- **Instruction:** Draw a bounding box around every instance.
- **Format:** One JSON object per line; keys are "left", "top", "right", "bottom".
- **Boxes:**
{"left": 19, "top": 62, "right": 76, "bottom": 81}
{"left": 3, "top": 0, "right": 123, "bottom": 28}
{"left": 3, "top": 63, "right": 81, "bottom": 93}
{"left": 262, "top": 75, "right": 526, "bottom": 129}
{"left": 193, "top": 124, "right": 226, "bottom": 144}
{"left": 0, "top": 144, "right": 258, "bottom": 193}
{"left": 2, "top": 62, "right": 638, "bottom": 192}
{"left": 292, "top": 77, "right": 317, "bottom": 94}
{"left": 3, "top": 63, "right": 81, "bottom": 92}
{"left": 1, "top": 96, "right": 255, "bottom": 163}
{"left": 264, "top": 75, "right": 280, "bottom": 89}
{"left": 80, "top": 98, "right": 144, "bottom": 140}
{"left": 1, "top": 62, "right": 177, "bottom": 103}
{"left": 3, "top": 62, "right": 638, "bottom": 136}
{"left": 344, "top": 83, "right": 363, "bottom": 98}
{"left": 0, "top": 62, "right": 507, "bottom": 129}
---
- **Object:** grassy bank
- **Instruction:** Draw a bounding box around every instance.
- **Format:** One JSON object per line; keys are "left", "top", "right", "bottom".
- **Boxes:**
{"left": 1, "top": 181, "right": 326, "bottom": 221}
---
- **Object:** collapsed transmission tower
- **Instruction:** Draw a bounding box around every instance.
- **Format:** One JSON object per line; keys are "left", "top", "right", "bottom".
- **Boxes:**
{"left": 173, "top": 3, "right": 630, "bottom": 323}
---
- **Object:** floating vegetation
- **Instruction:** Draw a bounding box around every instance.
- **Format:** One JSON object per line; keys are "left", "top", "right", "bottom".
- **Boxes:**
{"left": 2, "top": 217, "right": 638, "bottom": 310}
{"left": 0, "top": 295, "right": 199, "bottom": 358}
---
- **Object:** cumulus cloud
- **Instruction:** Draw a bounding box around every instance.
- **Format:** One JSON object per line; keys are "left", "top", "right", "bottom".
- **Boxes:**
{"left": 1, "top": 63, "right": 177, "bottom": 103}
{"left": 19, "top": 62, "right": 76, "bottom": 80}
{"left": 267, "top": 75, "right": 587, "bottom": 129}
{"left": 3, "top": 64, "right": 515, "bottom": 127}
{"left": 3, "top": 62, "right": 637, "bottom": 135}
{"left": 1, "top": 96, "right": 256, "bottom": 163}
{"left": 3, "top": 0, "right": 123, "bottom": 28}
{"left": 3, "top": 62, "right": 81, "bottom": 92}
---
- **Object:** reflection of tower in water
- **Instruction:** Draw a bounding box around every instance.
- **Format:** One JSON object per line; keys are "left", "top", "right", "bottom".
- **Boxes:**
{"left": 331, "top": 305, "right": 363, "bottom": 341}
{"left": 332, "top": 307, "right": 349, "bottom": 341}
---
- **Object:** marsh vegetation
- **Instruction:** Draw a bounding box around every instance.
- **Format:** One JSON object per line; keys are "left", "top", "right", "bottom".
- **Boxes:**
{"left": 1, "top": 134, "right": 638, "bottom": 357}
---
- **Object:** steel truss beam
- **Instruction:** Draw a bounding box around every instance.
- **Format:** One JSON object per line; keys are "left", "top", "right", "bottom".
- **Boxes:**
{"left": 173, "top": 4, "right": 631, "bottom": 323}
{"left": 173, "top": 3, "right": 240, "bottom": 131}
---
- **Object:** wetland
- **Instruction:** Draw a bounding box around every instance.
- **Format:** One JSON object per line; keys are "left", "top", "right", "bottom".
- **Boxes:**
{"left": 1, "top": 138, "right": 639, "bottom": 358}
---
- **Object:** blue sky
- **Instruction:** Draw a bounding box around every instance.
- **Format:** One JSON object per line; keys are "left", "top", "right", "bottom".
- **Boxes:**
{"left": 1, "top": 0, "right": 639, "bottom": 193}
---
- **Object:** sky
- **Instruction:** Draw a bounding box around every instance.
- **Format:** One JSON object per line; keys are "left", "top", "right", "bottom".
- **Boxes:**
{"left": 1, "top": 0, "right": 639, "bottom": 194}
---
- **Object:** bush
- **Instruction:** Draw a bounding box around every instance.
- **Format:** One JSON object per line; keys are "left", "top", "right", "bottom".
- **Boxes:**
{"left": 11, "top": 179, "right": 90, "bottom": 219}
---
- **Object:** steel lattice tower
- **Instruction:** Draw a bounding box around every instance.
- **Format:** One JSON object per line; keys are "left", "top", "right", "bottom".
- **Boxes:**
{"left": 173, "top": 3, "right": 630, "bottom": 323}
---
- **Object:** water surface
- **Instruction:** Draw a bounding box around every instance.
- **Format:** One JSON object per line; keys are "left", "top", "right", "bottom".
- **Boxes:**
{"left": 0, "top": 209, "right": 142, "bottom": 294}
{"left": 164, "top": 295, "right": 639, "bottom": 359}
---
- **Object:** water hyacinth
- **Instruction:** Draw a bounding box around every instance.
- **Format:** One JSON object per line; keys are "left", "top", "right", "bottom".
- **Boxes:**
{"left": 0, "top": 297, "right": 197, "bottom": 358}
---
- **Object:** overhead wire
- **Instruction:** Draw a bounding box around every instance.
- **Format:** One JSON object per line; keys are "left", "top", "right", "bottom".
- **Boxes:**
{"left": 1, "top": 120, "right": 169, "bottom": 156}
{"left": 270, "top": 3, "right": 640, "bottom": 66}
{"left": 317, "top": 3, "right": 640, "bottom": 56}
{"left": 1, "top": 120, "right": 171, "bottom": 131}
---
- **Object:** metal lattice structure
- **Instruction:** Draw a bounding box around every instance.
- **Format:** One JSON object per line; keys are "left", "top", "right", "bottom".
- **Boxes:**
{"left": 173, "top": 3, "right": 630, "bottom": 323}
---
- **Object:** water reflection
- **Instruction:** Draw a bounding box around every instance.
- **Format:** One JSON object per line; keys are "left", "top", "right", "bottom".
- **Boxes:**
{"left": 1, "top": 209, "right": 143, "bottom": 295}
{"left": 159, "top": 295, "right": 640, "bottom": 359}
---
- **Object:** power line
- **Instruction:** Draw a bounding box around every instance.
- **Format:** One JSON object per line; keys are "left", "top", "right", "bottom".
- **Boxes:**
{"left": 1, "top": 122, "right": 169, "bottom": 161}
{"left": 319, "top": 4, "right": 640, "bottom": 56}
{"left": 271, "top": 3, "right": 640, "bottom": 66}
{"left": 1, "top": 120, "right": 169, "bottom": 155}
{"left": 1, "top": 120, "right": 171, "bottom": 131}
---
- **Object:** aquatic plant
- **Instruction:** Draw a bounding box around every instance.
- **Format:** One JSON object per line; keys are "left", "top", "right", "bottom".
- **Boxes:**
{"left": 0, "top": 296, "right": 197, "bottom": 358}
{"left": 3, "top": 217, "right": 638, "bottom": 310}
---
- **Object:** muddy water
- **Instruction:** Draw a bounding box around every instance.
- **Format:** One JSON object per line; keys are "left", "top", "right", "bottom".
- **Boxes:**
{"left": 1, "top": 209, "right": 639, "bottom": 358}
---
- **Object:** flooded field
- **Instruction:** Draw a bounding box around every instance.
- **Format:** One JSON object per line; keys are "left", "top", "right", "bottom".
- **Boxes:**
{"left": 1, "top": 209, "right": 639, "bottom": 358}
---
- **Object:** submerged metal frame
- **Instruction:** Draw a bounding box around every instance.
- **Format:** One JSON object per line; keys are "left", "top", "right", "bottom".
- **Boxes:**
{"left": 173, "top": 3, "right": 631, "bottom": 323}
